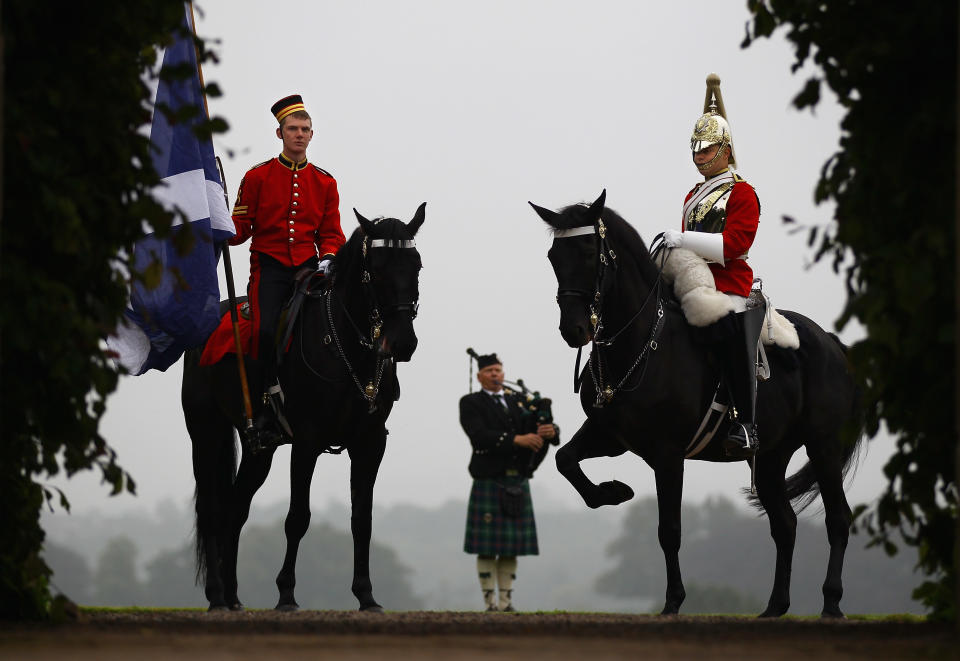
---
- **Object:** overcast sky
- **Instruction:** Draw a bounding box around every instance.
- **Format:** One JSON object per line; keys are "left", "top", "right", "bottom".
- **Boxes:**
{"left": 51, "top": 1, "right": 894, "bottom": 523}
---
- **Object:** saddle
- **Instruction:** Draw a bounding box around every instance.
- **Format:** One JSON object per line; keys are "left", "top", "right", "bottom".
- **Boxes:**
{"left": 198, "top": 269, "right": 329, "bottom": 367}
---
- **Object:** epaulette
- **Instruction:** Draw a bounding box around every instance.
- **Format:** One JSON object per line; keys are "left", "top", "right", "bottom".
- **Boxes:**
{"left": 247, "top": 158, "right": 272, "bottom": 172}
{"left": 733, "top": 172, "right": 747, "bottom": 183}
{"left": 312, "top": 164, "right": 334, "bottom": 178}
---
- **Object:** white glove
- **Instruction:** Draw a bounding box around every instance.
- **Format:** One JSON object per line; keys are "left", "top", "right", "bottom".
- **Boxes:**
{"left": 662, "top": 229, "right": 683, "bottom": 248}
{"left": 318, "top": 258, "right": 332, "bottom": 275}
{"left": 661, "top": 229, "right": 725, "bottom": 263}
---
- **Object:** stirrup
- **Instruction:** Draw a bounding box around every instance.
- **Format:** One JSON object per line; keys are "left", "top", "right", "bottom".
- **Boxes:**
{"left": 265, "top": 385, "right": 294, "bottom": 439}
{"left": 722, "top": 423, "right": 757, "bottom": 458}
{"left": 243, "top": 424, "right": 282, "bottom": 455}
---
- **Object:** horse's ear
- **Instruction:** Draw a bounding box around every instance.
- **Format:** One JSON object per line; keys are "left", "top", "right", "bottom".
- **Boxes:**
{"left": 528, "top": 201, "right": 561, "bottom": 228}
{"left": 406, "top": 202, "right": 426, "bottom": 236}
{"left": 586, "top": 189, "right": 607, "bottom": 221}
{"left": 354, "top": 208, "right": 375, "bottom": 234}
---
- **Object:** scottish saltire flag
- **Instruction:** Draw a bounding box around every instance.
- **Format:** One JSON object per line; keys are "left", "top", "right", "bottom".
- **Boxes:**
{"left": 108, "top": 3, "right": 234, "bottom": 375}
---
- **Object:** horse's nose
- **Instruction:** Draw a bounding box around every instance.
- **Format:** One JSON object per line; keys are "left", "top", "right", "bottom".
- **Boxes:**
{"left": 380, "top": 329, "right": 418, "bottom": 362}
{"left": 559, "top": 322, "right": 589, "bottom": 348}
{"left": 391, "top": 336, "right": 418, "bottom": 362}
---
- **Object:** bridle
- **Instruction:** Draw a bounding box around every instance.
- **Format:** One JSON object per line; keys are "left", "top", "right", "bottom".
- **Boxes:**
{"left": 553, "top": 219, "right": 667, "bottom": 408}
{"left": 554, "top": 220, "right": 617, "bottom": 332}
{"left": 303, "top": 233, "right": 420, "bottom": 413}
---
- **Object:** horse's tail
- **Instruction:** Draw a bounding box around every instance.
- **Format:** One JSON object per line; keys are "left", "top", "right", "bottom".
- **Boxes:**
{"left": 748, "top": 332, "right": 866, "bottom": 514}
{"left": 192, "top": 424, "right": 239, "bottom": 585}
{"left": 183, "top": 349, "right": 240, "bottom": 586}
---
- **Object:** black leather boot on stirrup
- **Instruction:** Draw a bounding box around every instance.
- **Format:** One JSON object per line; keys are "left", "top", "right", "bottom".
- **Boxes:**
{"left": 719, "top": 305, "right": 765, "bottom": 458}
{"left": 258, "top": 384, "right": 293, "bottom": 448}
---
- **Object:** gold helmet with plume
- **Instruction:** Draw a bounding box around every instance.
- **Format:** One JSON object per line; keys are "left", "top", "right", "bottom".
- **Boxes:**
{"left": 690, "top": 73, "right": 737, "bottom": 170}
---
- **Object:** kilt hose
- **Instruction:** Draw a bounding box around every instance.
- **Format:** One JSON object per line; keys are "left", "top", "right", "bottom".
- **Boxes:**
{"left": 463, "top": 477, "right": 539, "bottom": 556}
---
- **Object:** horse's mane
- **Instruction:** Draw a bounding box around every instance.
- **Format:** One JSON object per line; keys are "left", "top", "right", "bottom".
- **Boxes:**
{"left": 554, "top": 203, "right": 662, "bottom": 285}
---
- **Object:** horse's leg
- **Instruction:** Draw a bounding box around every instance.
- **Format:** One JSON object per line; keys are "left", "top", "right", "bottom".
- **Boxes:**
{"left": 348, "top": 428, "right": 387, "bottom": 612}
{"left": 221, "top": 447, "right": 275, "bottom": 610}
{"left": 190, "top": 434, "right": 229, "bottom": 611}
{"left": 806, "top": 438, "right": 851, "bottom": 618}
{"left": 555, "top": 420, "right": 634, "bottom": 508}
{"left": 184, "top": 383, "right": 234, "bottom": 612}
{"left": 753, "top": 449, "right": 797, "bottom": 618}
{"left": 274, "top": 440, "right": 320, "bottom": 611}
{"left": 653, "top": 456, "right": 685, "bottom": 615}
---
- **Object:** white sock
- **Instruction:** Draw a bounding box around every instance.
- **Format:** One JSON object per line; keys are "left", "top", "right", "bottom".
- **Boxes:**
{"left": 496, "top": 555, "right": 517, "bottom": 610}
{"left": 477, "top": 556, "right": 497, "bottom": 609}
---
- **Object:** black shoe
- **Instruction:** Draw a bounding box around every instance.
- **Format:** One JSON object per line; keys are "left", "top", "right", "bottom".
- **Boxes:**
{"left": 722, "top": 422, "right": 757, "bottom": 458}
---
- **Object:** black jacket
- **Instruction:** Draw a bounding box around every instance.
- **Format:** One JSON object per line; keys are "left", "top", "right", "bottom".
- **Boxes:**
{"left": 459, "top": 390, "right": 558, "bottom": 479}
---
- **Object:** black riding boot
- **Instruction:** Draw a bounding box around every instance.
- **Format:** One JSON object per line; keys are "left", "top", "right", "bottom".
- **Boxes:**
{"left": 243, "top": 358, "right": 291, "bottom": 453}
{"left": 718, "top": 304, "right": 766, "bottom": 458}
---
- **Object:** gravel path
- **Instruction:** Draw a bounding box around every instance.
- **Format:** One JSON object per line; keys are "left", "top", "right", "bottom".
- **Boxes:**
{"left": 1, "top": 610, "right": 955, "bottom": 660}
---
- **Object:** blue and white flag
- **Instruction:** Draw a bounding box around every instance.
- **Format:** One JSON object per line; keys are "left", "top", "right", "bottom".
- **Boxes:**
{"left": 109, "top": 3, "right": 234, "bottom": 375}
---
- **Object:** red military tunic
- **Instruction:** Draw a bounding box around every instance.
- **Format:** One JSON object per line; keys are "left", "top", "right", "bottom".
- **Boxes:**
{"left": 681, "top": 171, "right": 759, "bottom": 297}
{"left": 230, "top": 152, "right": 345, "bottom": 265}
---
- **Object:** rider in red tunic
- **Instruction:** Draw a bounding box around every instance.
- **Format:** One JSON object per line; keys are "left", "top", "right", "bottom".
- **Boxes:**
{"left": 230, "top": 94, "right": 345, "bottom": 445}
{"left": 662, "top": 75, "right": 761, "bottom": 458}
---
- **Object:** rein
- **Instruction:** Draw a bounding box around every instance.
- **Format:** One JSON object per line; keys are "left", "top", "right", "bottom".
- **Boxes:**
{"left": 556, "top": 221, "right": 668, "bottom": 407}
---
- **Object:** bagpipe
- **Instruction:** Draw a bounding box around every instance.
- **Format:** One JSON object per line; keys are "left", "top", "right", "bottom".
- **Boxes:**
{"left": 467, "top": 348, "right": 559, "bottom": 476}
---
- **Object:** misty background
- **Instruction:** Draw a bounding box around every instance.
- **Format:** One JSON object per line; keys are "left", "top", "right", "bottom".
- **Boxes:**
{"left": 42, "top": 1, "right": 909, "bottom": 611}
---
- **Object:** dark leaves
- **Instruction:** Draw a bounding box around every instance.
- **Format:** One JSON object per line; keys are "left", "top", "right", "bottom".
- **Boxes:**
{"left": 744, "top": 1, "right": 958, "bottom": 617}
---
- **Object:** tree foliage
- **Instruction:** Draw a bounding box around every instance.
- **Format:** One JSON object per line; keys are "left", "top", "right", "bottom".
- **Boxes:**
{"left": 0, "top": 0, "right": 224, "bottom": 619}
{"left": 743, "top": 1, "right": 957, "bottom": 618}
{"left": 43, "top": 524, "right": 424, "bottom": 610}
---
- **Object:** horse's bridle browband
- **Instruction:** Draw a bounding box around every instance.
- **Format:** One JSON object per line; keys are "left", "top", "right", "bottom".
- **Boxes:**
{"left": 553, "top": 226, "right": 595, "bottom": 239}
{"left": 369, "top": 238, "right": 416, "bottom": 249}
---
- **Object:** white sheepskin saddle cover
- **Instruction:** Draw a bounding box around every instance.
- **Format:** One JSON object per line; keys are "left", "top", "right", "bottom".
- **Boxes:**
{"left": 660, "top": 248, "right": 799, "bottom": 349}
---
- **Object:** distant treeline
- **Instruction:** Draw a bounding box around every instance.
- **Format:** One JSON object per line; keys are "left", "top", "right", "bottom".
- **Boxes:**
{"left": 42, "top": 496, "right": 921, "bottom": 614}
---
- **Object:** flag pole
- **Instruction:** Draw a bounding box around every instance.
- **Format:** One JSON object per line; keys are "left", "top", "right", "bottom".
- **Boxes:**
{"left": 188, "top": 1, "right": 256, "bottom": 434}
{"left": 217, "top": 159, "right": 255, "bottom": 433}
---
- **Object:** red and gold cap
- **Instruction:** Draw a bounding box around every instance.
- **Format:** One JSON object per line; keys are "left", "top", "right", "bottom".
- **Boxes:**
{"left": 271, "top": 94, "right": 306, "bottom": 123}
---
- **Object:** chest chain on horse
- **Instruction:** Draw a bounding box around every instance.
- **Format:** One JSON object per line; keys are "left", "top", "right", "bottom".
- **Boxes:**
{"left": 589, "top": 293, "right": 665, "bottom": 408}
{"left": 321, "top": 288, "right": 386, "bottom": 413}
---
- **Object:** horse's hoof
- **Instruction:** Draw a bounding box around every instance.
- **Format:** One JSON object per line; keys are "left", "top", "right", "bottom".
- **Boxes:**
{"left": 659, "top": 607, "right": 680, "bottom": 616}
{"left": 359, "top": 605, "right": 384, "bottom": 614}
{"left": 229, "top": 602, "right": 245, "bottom": 612}
{"left": 207, "top": 604, "right": 229, "bottom": 613}
{"left": 759, "top": 604, "right": 789, "bottom": 618}
{"left": 275, "top": 602, "right": 299, "bottom": 612}
{"left": 597, "top": 480, "right": 635, "bottom": 507}
{"left": 821, "top": 608, "right": 845, "bottom": 619}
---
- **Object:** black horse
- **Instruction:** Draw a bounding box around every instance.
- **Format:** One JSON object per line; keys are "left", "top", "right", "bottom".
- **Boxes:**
{"left": 530, "top": 191, "right": 863, "bottom": 618}
{"left": 181, "top": 204, "right": 425, "bottom": 612}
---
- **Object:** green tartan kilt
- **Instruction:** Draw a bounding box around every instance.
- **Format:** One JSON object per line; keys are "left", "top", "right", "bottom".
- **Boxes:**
{"left": 463, "top": 477, "right": 539, "bottom": 556}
